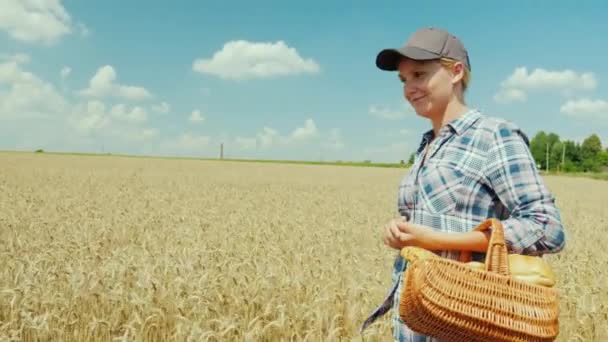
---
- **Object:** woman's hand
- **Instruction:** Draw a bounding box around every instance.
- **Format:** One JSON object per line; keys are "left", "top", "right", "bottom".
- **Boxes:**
{"left": 383, "top": 217, "right": 491, "bottom": 252}
{"left": 383, "top": 217, "right": 439, "bottom": 251}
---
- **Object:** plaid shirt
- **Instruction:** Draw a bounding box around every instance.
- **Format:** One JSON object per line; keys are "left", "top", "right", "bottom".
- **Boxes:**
{"left": 360, "top": 109, "right": 566, "bottom": 341}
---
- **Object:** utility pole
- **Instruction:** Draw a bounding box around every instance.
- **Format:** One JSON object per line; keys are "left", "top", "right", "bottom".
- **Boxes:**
{"left": 561, "top": 144, "right": 566, "bottom": 173}
{"left": 546, "top": 143, "right": 549, "bottom": 173}
{"left": 220, "top": 143, "right": 224, "bottom": 159}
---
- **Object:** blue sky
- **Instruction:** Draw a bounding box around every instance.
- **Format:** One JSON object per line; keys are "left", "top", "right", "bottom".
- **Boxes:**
{"left": 1, "top": 1, "right": 607, "bottom": 162}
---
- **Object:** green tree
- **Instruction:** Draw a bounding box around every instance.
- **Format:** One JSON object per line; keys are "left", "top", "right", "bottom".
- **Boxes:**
{"left": 407, "top": 152, "right": 415, "bottom": 166}
{"left": 562, "top": 140, "right": 582, "bottom": 171}
{"left": 529, "top": 131, "right": 548, "bottom": 169}
{"left": 581, "top": 134, "right": 602, "bottom": 172}
{"left": 563, "top": 140, "right": 580, "bottom": 161}
{"left": 546, "top": 133, "right": 560, "bottom": 170}
{"left": 562, "top": 159, "right": 579, "bottom": 172}
{"left": 546, "top": 133, "right": 560, "bottom": 150}
{"left": 599, "top": 148, "right": 608, "bottom": 167}
{"left": 550, "top": 141, "right": 564, "bottom": 172}
{"left": 530, "top": 131, "right": 561, "bottom": 170}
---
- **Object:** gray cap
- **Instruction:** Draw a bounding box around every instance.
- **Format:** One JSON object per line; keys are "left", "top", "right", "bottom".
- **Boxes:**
{"left": 376, "top": 27, "right": 471, "bottom": 71}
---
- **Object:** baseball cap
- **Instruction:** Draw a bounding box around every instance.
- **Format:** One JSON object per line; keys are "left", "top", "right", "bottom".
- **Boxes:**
{"left": 376, "top": 27, "right": 471, "bottom": 72}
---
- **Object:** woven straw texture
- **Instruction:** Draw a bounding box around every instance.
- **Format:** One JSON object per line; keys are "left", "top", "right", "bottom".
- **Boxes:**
{"left": 398, "top": 219, "right": 560, "bottom": 342}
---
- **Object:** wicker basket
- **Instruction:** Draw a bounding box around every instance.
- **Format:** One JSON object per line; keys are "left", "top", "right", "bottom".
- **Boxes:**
{"left": 398, "top": 218, "right": 560, "bottom": 342}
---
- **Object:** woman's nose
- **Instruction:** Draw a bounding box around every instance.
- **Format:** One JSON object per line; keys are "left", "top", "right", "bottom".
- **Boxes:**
{"left": 405, "top": 83, "right": 417, "bottom": 99}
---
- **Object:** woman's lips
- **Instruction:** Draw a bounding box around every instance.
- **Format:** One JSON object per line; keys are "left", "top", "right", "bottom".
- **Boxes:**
{"left": 411, "top": 95, "right": 426, "bottom": 104}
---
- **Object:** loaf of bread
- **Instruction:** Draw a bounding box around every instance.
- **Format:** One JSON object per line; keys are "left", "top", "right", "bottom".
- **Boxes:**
{"left": 400, "top": 247, "right": 556, "bottom": 287}
{"left": 506, "top": 254, "right": 556, "bottom": 287}
{"left": 464, "top": 255, "right": 556, "bottom": 287}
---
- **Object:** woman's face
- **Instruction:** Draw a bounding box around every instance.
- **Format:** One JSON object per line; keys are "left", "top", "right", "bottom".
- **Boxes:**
{"left": 397, "top": 59, "right": 459, "bottom": 119}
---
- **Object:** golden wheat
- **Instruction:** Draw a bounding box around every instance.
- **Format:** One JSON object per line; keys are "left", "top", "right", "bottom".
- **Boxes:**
{"left": 0, "top": 152, "right": 606, "bottom": 341}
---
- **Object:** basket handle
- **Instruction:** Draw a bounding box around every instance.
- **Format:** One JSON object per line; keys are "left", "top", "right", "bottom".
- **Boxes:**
{"left": 458, "top": 218, "right": 510, "bottom": 276}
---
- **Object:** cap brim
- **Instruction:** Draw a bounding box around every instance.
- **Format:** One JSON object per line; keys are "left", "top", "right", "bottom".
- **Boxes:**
{"left": 376, "top": 46, "right": 441, "bottom": 71}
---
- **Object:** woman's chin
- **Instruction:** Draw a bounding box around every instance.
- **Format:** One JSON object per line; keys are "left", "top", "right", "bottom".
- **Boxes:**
{"left": 413, "top": 105, "right": 442, "bottom": 120}
{"left": 414, "top": 109, "right": 432, "bottom": 119}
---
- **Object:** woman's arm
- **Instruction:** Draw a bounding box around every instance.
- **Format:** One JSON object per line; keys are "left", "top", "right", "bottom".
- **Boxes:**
{"left": 386, "top": 122, "right": 566, "bottom": 256}
{"left": 387, "top": 122, "right": 566, "bottom": 255}
{"left": 387, "top": 219, "right": 491, "bottom": 252}
{"left": 430, "top": 229, "right": 491, "bottom": 252}
{"left": 483, "top": 122, "right": 566, "bottom": 256}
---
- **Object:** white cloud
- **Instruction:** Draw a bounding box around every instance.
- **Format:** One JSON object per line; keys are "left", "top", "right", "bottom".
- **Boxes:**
{"left": 189, "top": 109, "right": 205, "bottom": 123}
{"left": 110, "top": 104, "right": 147, "bottom": 124}
{"left": 226, "top": 119, "right": 343, "bottom": 158}
{"left": 77, "top": 22, "right": 89, "bottom": 37}
{"left": 258, "top": 127, "right": 279, "bottom": 147}
{"left": 560, "top": 98, "right": 608, "bottom": 119}
{"left": 324, "top": 128, "right": 345, "bottom": 150}
{"left": 60, "top": 66, "right": 71, "bottom": 79}
{"left": 235, "top": 136, "right": 257, "bottom": 150}
{"left": 129, "top": 128, "right": 159, "bottom": 142}
{"left": 193, "top": 40, "right": 320, "bottom": 81}
{"left": 80, "top": 65, "right": 152, "bottom": 101}
{"left": 152, "top": 101, "right": 170, "bottom": 114}
{"left": 0, "top": 53, "right": 31, "bottom": 64}
{"left": 0, "top": 56, "right": 159, "bottom": 155}
{"left": 251, "top": 119, "right": 319, "bottom": 148}
{"left": 0, "top": 60, "right": 67, "bottom": 120}
{"left": 66, "top": 101, "right": 157, "bottom": 154}
{"left": 502, "top": 67, "right": 597, "bottom": 90}
{"left": 369, "top": 105, "right": 411, "bottom": 120}
{"left": 0, "top": 0, "right": 74, "bottom": 45}
{"left": 70, "top": 100, "right": 111, "bottom": 134}
{"left": 224, "top": 121, "right": 350, "bottom": 161}
{"left": 69, "top": 101, "right": 149, "bottom": 137}
{"left": 494, "top": 67, "right": 597, "bottom": 104}
{"left": 290, "top": 118, "right": 318, "bottom": 140}
{"left": 493, "top": 88, "right": 527, "bottom": 104}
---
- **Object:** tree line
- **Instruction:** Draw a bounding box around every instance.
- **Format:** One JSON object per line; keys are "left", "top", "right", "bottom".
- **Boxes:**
{"left": 529, "top": 132, "right": 607, "bottom": 173}
{"left": 405, "top": 132, "right": 608, "bottom": 173}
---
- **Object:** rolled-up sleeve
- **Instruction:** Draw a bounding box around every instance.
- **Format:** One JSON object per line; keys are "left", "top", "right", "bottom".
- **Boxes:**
{"left": 483, "top": 123, "right": 566, "bottom": 255}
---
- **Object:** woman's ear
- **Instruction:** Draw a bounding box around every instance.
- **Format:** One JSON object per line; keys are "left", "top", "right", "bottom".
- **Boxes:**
{"left": 452, "top": 62, "right": 464, "bottom": 85}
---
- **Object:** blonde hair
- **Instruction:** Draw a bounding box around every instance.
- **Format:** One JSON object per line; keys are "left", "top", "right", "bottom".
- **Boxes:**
{"left": 439, "top": 57, "right": 471, "bottom": 93}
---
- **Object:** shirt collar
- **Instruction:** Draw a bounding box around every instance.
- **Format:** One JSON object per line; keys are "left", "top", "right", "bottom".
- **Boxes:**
{"left": 446, "top": 108, "right": 482, "bottom": 136}
{"left": 416, "top": 129, "right": 435, "bottom": 154}
{"left": 415, "top": 108, "right": 482, "bottom": 154}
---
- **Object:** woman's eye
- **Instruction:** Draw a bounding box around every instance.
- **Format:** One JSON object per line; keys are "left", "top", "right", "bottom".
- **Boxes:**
{"left": 413, "top": 71, "right": 425, "bottom": 78}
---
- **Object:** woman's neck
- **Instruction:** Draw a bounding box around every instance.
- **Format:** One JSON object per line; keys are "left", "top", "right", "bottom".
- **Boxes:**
{"left": 431, "top": 98, "right": 469, "bottom": 138}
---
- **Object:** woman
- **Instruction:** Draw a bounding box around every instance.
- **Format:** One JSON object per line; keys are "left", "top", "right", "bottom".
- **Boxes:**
{"left": 360, "top": 27, "right": 566, "bottom": 341}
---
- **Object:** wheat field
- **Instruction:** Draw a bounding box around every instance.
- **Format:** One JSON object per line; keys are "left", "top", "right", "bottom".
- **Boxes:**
{"left": 0, "top": 152, "right": 607, "bottom": 341}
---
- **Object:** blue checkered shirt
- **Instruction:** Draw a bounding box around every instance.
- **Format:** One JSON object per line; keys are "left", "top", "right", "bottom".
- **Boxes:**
{"left": 360, "top": 109, "right": 566, "bottom": 341}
